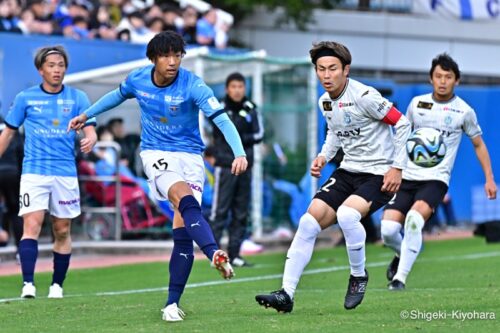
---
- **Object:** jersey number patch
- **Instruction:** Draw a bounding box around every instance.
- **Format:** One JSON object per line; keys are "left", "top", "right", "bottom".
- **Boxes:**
{"left": 152, "top": 158, "right": 169, "bottom": 171}
{"left": 19, "top": 193, "right": 30, "bottom": 209}
{"left": 321, "top": 177, "right": 337, "bottom": 192}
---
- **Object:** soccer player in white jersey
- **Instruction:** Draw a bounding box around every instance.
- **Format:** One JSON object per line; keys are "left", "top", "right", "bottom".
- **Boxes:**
{"left": 0, "top": 46, "right": 97, "bottom": 299}
{"left": 381, "top": 53, "right": 497, "bottom": 290}
{"left": 256, "top": 41, "right": 411, "bottom": 312}
{"left": 68, "top": 31, "right": 248, "bottom": 322}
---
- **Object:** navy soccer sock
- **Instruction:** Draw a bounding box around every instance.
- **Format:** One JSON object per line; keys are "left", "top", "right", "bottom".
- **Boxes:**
{"left": 19, "top": 239, "right": 38, "bottom": 284}
{"left": 167, "top": 227, "right": 194, "bottom": 306}
{"left": 178, "top": 195, "right": 219, "bottom": 260}
{"left": 52, "top": 252, "right": 71, "bottom": 286}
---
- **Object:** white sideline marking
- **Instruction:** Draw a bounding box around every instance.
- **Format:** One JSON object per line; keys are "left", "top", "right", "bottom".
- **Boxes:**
{"left": 1, "top": 251, "right": 499, "bottom": 304}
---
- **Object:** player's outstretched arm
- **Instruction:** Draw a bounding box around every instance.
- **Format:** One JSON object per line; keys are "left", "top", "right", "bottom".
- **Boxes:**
{"left": 67, "top": 89, "right": 127, "bottom": 133}
{"left": 0, "top": 127, "right": 16, "bottom": 158}
{"left": 212, "top": 112, "right": 248, "bottom": 175}
{"left": 80, "top": 125, "right": 98, "bottom": 154}
{"left": 471, "top": 135, "right": 497, "bottom": 199}
{"left": 310, "top": 156, "right": 327, "bottom": 178}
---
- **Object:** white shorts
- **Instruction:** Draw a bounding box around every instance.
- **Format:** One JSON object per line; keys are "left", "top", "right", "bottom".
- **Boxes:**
{"left": 140, "top": 150, "right": 204, "bottom": 204}
{"left": 19, "top": 174, "right": 81, "bottom": 219}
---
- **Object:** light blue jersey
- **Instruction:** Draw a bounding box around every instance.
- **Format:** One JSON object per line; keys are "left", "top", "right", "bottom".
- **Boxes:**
{"left": 5, "top": 85, "right": 95, "bottom": 176}
{"left": 119, "top": 66, "right": 225, "bottom": 154}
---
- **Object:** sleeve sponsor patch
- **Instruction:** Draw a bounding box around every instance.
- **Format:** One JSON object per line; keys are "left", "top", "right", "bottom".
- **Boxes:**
{"left": 322, "top": 101, "right": 332, "bottom": 111}
{"left": 208, "top": 96, "right": 222, "bottom": 110}
{"left": 417, "top": 101, "right": 433, "bottom": 110}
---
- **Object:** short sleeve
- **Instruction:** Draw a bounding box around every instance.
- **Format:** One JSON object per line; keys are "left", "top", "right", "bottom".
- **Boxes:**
{"left": 5, "top": 92, "right": 27, "bottom": 129}
{"left": 462, "top": 109, "right": 482, "bottom": 138}
{"left": 357, "top": 87, "right": 393, "bottom": 121}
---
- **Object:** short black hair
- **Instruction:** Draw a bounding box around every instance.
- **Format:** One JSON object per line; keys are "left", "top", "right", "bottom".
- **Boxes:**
{"left": 146, "top": 31, "right": 186, "bottom": 61}
{"left": 225, "top": 72, "right": 245, "bottom": 87}
{"left": 107, "top": 117, "right": 123, "bottom": 128}
{"left": 34, "top": 45, "right": 69, "bottom": 69}
{"left": 430, "top": 53, "right": 460, "bottom": 80}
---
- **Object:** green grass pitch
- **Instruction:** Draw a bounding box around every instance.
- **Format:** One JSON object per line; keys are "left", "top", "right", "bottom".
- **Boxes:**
{"left": 0, "top": 237, "right": 498, "bottom": 332}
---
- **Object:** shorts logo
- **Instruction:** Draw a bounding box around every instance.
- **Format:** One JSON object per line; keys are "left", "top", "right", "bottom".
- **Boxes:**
{"left": 322, "top": 101, "right": 332, "bottom": 111}
{"left": 187, "top": 183, "right": 202, "bottom": 193}
{"left": 59, "top": 198, "right": 80, "bottom": 205}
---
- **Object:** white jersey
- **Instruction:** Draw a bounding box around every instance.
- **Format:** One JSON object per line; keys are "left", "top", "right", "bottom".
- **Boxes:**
{"left": 404, "top": 93, "right": 482, "bottom": 185}
{"left": 318, "top": 78, "right": 410, "bottom": 176}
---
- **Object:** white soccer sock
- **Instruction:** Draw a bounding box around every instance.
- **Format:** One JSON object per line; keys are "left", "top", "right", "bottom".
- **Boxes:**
{"left": 394, "top": 210, "right": 425, "bottom": 284}
{"left": 282, "top": 213, "right": 321, "bottom": 298}
{"left": 337, "top": 206, "right": 366, "bottom": 277}
{"left": 381, "top": 219, "right": 403, "bottom": 255}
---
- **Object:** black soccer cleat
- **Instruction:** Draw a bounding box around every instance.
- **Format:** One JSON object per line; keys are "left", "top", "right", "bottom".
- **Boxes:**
{"left": 386, "top": 255, "right": 400, "bottom": 282}
{"left": 255, "top": 289, "right": 294, "bottom": 313}
{"left": 344, "top": 270, "right": 369, "bottom": 310}
{"left": 388, "top": 279, "right": 405, "bottom": 291}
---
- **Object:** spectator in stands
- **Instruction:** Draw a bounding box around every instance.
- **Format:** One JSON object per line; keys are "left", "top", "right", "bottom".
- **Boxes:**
{"left": 0, "top": 116, "right": 23, "bottom": 251}
{"left": 147, "top": 16, "right": 165, "bottom": 34}
{"left": 117, "top": 10, "right": 154, "bottom": 44}
{"left": 107, "top": 117, "right": 140, "bottom": 175}
{"left": 196, "top": 7, "right": 216, "bottom": 46}
{"left": 23, "top": 0, "right": 57, "bottom": 35}
{"left": 178, "top": 5, "right": 197, "bottom": 44}
{"left": 162, "top": 4, "right": 180, "bottom": 32}
{"left": 0, "top": 0, "right": 23, "bottom": 33}
{"left": 89, "top": 5, "right": 118, "bottom": 40}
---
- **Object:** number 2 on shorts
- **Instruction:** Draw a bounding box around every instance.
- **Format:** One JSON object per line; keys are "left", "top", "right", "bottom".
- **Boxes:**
{"left": 321, "top": 177, "right": 336, "bottom": 192}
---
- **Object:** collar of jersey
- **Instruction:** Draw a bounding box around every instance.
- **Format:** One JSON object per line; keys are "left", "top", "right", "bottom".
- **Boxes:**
{"left": 330, "top": 78, "right": 349, "bottom": 101}
{"left": 39, "top": 84, "right": 64, "bottom": 95}
{"left": 151, "top": 67, "right": 179, "bottom": 88}
{"left": 431, "top": 93, "right": 457, "bottom": 104}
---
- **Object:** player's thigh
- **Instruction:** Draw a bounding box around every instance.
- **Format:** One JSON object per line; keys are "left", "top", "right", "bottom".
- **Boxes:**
{"left": 18, "top": 174, "right": 51, "bottom": 217}
{"left": 351, "top": 173, "right": 393, "bottom": 216}
{"left": 50, "top": 176, "right": 81, "bottom": 219}
{"left": 384, "top": 181, "right": 416, "bottom": 219}
{"left": 313, "top": 169, "right": 353, "bottom": 226}
{"left": 412, "top": 180, "right": 448, "bottom": 219}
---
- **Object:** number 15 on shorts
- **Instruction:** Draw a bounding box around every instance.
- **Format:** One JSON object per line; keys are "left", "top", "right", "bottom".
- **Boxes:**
{"left": 152, "top": 158, "right": 168, "bottom": 171}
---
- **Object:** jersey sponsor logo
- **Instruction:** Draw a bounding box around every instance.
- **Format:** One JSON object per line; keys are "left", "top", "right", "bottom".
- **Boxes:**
{"left": 338, "top": 101, "right": 354, "bottom": 108}
{"left": 442, "top": 106, "right": 463, "bottom": 114}
{"left": 165, "top": 95, "right": 184, "bottom": 103}
{"left": 137, "top": 90, "right": 155, "bottom": 99}
{"left": 56, "top": 99, "right": 75, "bottom": 105}
{"left": 27, "top": 100, "right": 49, "bottom": 106}
{"left": 208, "top": 97, "right": 221, "bottom": 110}
{"left": 417, "top": 101, "right": 433, "bottom": 109}
{"left": 322, "top": 101, "right": 332, "bottom": 111}
{"left": 376, "top": 101, "right": 388, "bottom": 113}
{"left": 336, "top": 128, "right": 361, "bottom": 137}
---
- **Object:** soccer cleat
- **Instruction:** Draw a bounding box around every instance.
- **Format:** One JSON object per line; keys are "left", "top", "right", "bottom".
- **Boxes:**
{"left": 386, "top": 255, "right": 400, "bottom": 281}
{"left": 161, "top": 303, "right": 185, "bottom": 322}
{"left": 255, "top": 289, "right": 294, "bottom": 313}
{"left": 212, "top": 250, "right": 234, "bottom": 279}
{"left": 48, "top": 283, "right": 63, "bottom": 298}
{"left": 388, "top": 279, "right": 406, "bottom": 291}
{"left": 231, "top": 257, "right": 253, "bottom": 267}
{"left": 21, "top": 282, "right": 36, "bottom": 299}
{"left": 344, "top": 270, "right": 369, "bottom": 310}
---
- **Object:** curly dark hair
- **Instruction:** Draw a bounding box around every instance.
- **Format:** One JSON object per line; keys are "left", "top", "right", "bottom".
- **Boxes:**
{"left": 146, "top": 31, "right": 186, "bottom": 61}
{"left": 430, "top": 53, "right": 460, "bottom": 80}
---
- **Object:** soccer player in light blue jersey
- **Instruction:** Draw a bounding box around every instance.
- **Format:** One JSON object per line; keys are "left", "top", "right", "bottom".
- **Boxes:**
{"left": 0, "top": 45, "right": 97, "bottom": 299}
{"left": 68, "top": 31, "right": 248, "bottom": 322}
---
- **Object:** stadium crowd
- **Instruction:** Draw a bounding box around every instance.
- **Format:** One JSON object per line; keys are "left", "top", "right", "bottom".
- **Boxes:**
{"left": 0, "top": 0, "right": 231, "bottom": 47}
